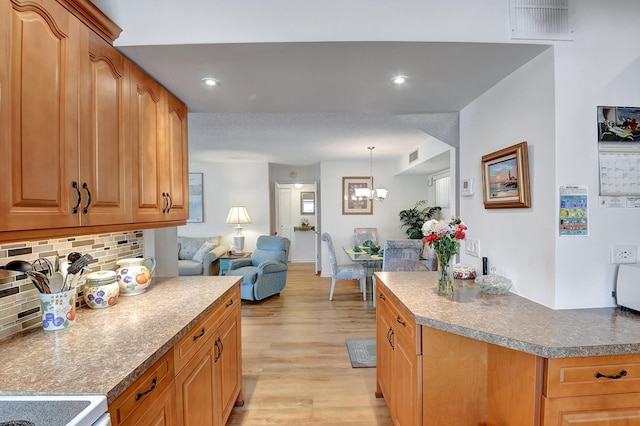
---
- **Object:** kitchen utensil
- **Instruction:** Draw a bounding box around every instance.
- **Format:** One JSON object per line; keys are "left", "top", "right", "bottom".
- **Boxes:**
{"left": 32, "top": 258, "right": 54, "bottom": 277}
{"left": 60, "top": 260, "right": 70, "bottom": 278}
{"left": 67, "top": 252, "right": 82, "bottom": 264}
{"left": 67, "top": 254, "right": 93, "bottom": 276}
{"left": 27, "top": 271, "right": 51, "bottom": 294}
{"left": 48, "top": 272, "right": 65, "bottom": 293}
{"left": 2, "top": 260, "right": 33, "bottom": 273}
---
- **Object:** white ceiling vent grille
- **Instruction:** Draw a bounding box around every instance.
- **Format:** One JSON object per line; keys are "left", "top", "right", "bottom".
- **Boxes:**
{"left": 409, "top": 149, "right": 419, "bottom": 164}
{"left": 509, "top": 0, "right": 573, "bottom": 41}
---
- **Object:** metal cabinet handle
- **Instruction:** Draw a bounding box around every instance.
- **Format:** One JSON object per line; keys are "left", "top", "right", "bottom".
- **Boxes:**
{"left": 214, "top": 337, "right": 224, "bottom": 362}
{"left": 595, "top": 370, "right": 627, "bottom": 379}
{"left": 135, "top": 376, "right": 157, "bottom": 401}
{"left": 192, "top": 327, "right": 205, "bottom": 341}
{"left": 71, "top": 181, "right": 81, "bottom": 214}
{"left": 167, "top": 193, "right": 173, "bottom": 212}
{"left": 226, "top": 299, "right": 234, "bottom": 308}
{"left": 81, "top": 182, "right": 91, "bottom": 213}
{"left": 161, "top": 193, "right": 168, "bottom": 213}
{"left": 378, "top": 293, "right": 386, "bottom": 301}
{"left": 387, "top": 327, "right": 394, "bottom": 350}
{"left": 396, "top": 315, "right": 406, "bottom": 327}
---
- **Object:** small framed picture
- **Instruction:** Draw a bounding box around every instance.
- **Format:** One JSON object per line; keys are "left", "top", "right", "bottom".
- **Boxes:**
{"left": 187, "top": 173, "right": 204, "bottom": 222}
{"left": 481, "top": 142, "right": 531, "bottom": 209}
{"left": 342, "top": 176, "right": 373, "bottom": 215}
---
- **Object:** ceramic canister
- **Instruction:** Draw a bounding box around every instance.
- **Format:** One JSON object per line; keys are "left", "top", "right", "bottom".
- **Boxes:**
{"left": 83, "top": 270, "right": 119, "bottom": 309}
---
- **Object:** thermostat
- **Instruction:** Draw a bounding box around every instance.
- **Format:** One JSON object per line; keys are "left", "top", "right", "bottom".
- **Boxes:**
{"left": 461, "top": 178, "right": 474, "bottom": 196}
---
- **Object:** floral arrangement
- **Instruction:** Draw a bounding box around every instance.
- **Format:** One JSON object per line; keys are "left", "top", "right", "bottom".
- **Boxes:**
{"left": 422, "top": 216, "right": 468, "bottom": 295}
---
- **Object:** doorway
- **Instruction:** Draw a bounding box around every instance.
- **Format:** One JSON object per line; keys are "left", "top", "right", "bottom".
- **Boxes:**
{"left": 275, "top": 182, "right": 318, "bottom": 267}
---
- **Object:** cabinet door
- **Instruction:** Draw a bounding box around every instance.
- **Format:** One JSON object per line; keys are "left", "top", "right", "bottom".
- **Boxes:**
{"left": 130, "top": 65, "right": 166, "bottom": 223}
{"left": 393, "top": 335, "right": 420, "bottom": 426}
{"left": 164, "top": 92, "right": 189, "bottom": 221}
{"left": 214, "top": 309, "right": 242, "bottom": 425}
{"left": 542, "top": 393, "right": 640, "bottom": 425}
{"left": 175, "top": 338, "right": 216, "bottom": 426}
{"left": 78, "top": 30, "right": 131, "bottom": 226}
{"left": 376, "top": 294, "right": 393, "bottom": 402}
{"left": 0, "top": 0, "right": 81, "bottom": 231}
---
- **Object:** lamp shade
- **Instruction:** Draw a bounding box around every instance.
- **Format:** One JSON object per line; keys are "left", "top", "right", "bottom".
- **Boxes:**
{"left": 226, "top": 206, "right": 252, "bottom": 225}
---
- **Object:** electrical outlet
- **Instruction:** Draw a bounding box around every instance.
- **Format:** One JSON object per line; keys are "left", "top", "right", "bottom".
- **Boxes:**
{"left": 611, "top": 245, "right": 638, "bottom": 264}
{"left": 465, "top": 238, "right": 480, "bottom": 258}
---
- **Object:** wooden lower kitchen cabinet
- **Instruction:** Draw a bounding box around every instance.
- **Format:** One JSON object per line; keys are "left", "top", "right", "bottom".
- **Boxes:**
{"left": 110, "top": 286, "right": 243, "bottom": 426}
{"left": 109, "top": 349, "right": 176, "bottom": 426}
{"left": 541, "top": 354, "right": 640, "bottom": 425}
{"left": 174, "top": 287, "right": 242, "bottom": 426}
{"left": 375, "top": 285, "right": 422, "bottom": 426}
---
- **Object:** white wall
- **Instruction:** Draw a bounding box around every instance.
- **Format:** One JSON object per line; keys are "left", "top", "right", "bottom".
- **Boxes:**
{"left": 459, "top": 49, "right": 557, "bottom": 308}
{"left": 178, "top": 161, "right": 271, "bottom": 253}
{"left": 460, "top": 1, "right": 640, "bottom": 309}
{"left": 552, "top": 0, "right": 640, "bottom": 308}
{"left": 319, "top": 159, "right": 430, "bottom": 275}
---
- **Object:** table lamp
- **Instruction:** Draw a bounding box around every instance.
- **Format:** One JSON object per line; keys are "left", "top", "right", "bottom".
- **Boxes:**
{"left": 226, "top": 206, "right": 252, "bottom": 253}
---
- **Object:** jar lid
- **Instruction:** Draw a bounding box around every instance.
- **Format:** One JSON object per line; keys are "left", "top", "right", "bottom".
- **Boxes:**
{"left": 85, "top": 270, "right": 116, "bottom": 285}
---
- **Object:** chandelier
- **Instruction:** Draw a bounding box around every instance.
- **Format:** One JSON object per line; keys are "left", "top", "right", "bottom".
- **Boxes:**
{"left": 354, "top": 146, "right": 388, "bottom": 202}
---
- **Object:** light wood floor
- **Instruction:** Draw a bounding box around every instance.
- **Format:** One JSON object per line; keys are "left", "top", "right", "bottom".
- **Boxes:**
{"left": 227, "top": 262, "right": 392, "bottom": 425}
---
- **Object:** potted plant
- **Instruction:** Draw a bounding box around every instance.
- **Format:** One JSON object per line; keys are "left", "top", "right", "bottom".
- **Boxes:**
{"left": 398, "top": 200, "right": 441, "bottom": 239}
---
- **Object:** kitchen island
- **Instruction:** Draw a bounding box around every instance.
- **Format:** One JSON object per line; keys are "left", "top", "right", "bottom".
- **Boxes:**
{"left": 0, "top": 275, "right": 243, "bottom": 425}
{"left": 374, "top": 271, "right": 640, "bottom": 426}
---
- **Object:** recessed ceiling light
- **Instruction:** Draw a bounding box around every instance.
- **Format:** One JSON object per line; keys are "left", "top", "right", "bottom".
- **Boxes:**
{"left": 201, "top": 77, "right": 220, "bottom": 87}
{"left": 391, "top": 75, "right": 408, "bottom": 85}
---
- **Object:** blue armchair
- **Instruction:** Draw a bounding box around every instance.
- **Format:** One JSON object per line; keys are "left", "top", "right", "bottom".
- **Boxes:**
{"left": 227, "top": 235, "right": 291, "bottom": 301}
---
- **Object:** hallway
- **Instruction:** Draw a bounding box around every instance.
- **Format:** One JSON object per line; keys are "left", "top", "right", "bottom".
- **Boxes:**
{"left": 228, "top": 262, "right": 391, "bottom": 425}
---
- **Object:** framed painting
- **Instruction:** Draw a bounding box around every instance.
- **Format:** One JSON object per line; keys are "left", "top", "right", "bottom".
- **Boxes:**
{"left": 342, "top": 176, "right": 373, "bottom": 215}
{"left": 187, "top": 173, "right": 204, "bottom": 222}
{"left": 481, "top": 141, "right": 531, "bottom": 209}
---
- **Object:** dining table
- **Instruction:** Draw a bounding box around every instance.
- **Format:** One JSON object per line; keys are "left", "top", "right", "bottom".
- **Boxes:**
{"left": 343, "top": 246, "right": 383, "bottom": 306}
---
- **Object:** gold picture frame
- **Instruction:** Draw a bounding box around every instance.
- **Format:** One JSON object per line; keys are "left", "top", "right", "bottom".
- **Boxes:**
{"left": 342, "top": 176, "right": 373, "bottom": 215}
{"left": 481, "top": 141, "right": 531, "bottom": 209}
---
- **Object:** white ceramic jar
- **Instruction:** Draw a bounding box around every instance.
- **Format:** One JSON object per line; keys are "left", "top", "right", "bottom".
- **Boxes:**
{"left": 83, "top": 270, "right": 119, "bottom": 309}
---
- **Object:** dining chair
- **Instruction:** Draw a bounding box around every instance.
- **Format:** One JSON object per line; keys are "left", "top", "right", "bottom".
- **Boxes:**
{"left": 354, "top": 227, "right": 379, "bottom": 246}
{"left": 373, "top": 239, "right": 424, "bottom": 307}
{"left": 321, "top": 232, "right": 367, "bottom": 301}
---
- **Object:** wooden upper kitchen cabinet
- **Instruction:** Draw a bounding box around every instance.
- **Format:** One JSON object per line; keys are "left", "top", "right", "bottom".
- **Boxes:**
{"left": 77, "top": 29, "right": 132, "bottom": 226}
{"left": 163, "top": 91, "right": 189, "bottom": 222}
{"left": 130, "top": 68, "right": 189, "bottom": 224}
{"left": 0, "top": 0, "right": 83, "bottom": 231}
{"left": 0, "top": 0, "right": 189, "bottom": 240}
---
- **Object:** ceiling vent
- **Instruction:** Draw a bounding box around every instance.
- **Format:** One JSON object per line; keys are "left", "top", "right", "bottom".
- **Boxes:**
{"left": 509, "top": 0, "right": 573, "bottom": 41}
{"left": 409, "top": 149, "right": 419, "bottom": 164}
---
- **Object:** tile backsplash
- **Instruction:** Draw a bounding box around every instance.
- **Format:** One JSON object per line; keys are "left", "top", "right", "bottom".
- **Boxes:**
{"left": 0, "top": 231, "right": 144, "bottom": 340}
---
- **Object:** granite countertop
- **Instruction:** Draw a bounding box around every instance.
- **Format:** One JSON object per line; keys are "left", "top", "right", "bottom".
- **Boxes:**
{"left": 0, "top": 275, "right": 241, "bottom": 403}
{"left": 375, "top": 271, "right": 640, "bottom": 359}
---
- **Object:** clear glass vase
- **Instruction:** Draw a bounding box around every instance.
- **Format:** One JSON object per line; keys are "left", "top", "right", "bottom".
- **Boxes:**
{"left": 438, "top": 257, "right": 454, "bottom": 296}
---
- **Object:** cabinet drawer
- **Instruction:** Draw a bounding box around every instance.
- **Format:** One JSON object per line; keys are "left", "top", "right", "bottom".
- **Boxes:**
{"left": 377, "top": 285, "right": 418, "bottom": 353}
{"left": 109, "top": 349, "right": 175, "bottom": 426}
{"left": 545, "top": 354, "right": 640, "bottom": 398}
{"left": 174, "top": 287, "right": 240, "bottom": 373}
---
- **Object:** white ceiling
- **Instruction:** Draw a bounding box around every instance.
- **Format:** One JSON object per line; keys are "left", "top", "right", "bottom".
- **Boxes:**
{"left": 92, "top": 2, "right": 549, "bottom": 167}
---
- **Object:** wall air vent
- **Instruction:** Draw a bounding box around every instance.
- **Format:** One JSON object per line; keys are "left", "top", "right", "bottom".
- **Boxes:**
{"left": 509, "top": 0, "right": 573, "bottom": 41}
{"left": 409, "top": 149, "right": 419, "bottom": 164}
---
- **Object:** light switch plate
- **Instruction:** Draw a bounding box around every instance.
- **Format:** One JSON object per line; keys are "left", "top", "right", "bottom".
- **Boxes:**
{"left": 465, "top": 238, "right": 480, "bottom": 257}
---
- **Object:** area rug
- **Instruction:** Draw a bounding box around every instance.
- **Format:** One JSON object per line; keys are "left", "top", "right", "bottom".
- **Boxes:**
{"left": 345, "top": 337, "right": 376, "bottom": 368}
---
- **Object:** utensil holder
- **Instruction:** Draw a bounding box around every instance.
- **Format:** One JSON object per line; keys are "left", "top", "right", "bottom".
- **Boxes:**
{"left": 39, "top": 291, "right": 76, "bottom": 331}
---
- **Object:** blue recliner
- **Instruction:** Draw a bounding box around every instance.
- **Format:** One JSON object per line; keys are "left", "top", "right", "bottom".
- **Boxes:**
{"left": 227, "top": 235, "right": 291, "bottom": 301}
